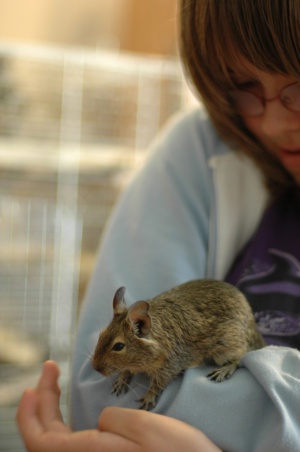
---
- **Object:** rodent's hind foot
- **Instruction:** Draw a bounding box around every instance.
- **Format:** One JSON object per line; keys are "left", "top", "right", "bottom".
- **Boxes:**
{"left": 207, "top": 362, "right": 238, "bottom": 382}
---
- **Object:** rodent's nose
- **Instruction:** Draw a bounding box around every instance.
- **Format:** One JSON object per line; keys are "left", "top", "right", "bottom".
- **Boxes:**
{"left": 92, "top": 361, "right": 110, "bottom": 376}
{"left": 91, "top": 357, "right": 103, "bottom": 373}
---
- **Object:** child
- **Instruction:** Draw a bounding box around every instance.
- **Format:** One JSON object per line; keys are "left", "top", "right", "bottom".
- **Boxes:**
{"left": 17, "top": 1, "right": 300, "bottom": 450}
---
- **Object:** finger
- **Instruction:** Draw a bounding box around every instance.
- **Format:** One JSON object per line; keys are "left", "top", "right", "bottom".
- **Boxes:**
{"left": 99, "top": 407, "right": 150, "bottom": 443}
{"left": 16, "top": 388, "right": 44, "bottom": 445}
{"left": 37, "top": 360, "right": 60, "bottom": 393}
{"left": 85, "top": 431, "right": 140, "bottom": 452}
{"left": 99, "top": 407, "right": 221, "bottom": 451}
{"left": 99, "top": 407, "right": 184, "bottom": 450}
{"left": 36, "top": 361, "right": 66, "bottom": 430}
{"left": 99, "top": 407, "right": 180, "bottom": 447}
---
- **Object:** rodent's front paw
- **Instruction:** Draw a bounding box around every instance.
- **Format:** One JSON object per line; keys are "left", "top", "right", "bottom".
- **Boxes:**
{"left": 112, "top": 372, "right": 132, "bottom": 396}
{"left": 112, "top": 378, "right": 127, "bottom": 396}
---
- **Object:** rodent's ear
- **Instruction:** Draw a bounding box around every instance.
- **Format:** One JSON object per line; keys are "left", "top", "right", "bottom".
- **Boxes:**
{"left": 128, "top": 301, "right": 151, "bottom": 338}
{"left": 113, "top": 286, "right": 126, "bottom": 315}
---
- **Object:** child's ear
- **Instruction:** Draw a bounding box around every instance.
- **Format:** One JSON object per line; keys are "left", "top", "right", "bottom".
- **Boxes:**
{"left": 113, "top": 286, "right": 126, "bottom": 315}
{"left": 128, "top": 301, "right": 151, "bottom": 337}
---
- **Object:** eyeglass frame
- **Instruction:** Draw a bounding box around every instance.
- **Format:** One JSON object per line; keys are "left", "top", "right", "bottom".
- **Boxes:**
{"left": 229, "top": 81, "right": 300, "bottom": 117}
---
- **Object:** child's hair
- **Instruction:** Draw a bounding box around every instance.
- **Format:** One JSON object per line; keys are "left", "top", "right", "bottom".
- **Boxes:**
{"left": 179, "top": 0, "right": 300, "bottom": 198}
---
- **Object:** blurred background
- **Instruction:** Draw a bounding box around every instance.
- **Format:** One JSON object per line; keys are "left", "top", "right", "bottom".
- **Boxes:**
{"left": 0, "top": 1, "right": 196, "bottom": 450}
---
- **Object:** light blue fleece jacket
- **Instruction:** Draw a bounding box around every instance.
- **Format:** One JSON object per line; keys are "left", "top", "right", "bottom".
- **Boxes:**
{"left": 70, "top": 109, "right": 300, "bottom": 452}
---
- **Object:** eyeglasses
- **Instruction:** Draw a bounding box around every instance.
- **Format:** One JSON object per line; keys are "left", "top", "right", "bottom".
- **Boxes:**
{"left": 229, "top": 82, "right": 300, "bottom": 117}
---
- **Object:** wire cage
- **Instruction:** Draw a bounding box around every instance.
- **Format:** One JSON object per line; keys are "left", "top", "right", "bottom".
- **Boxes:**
{"left": 0, "top": 42, "right": 190, "bottom": 450}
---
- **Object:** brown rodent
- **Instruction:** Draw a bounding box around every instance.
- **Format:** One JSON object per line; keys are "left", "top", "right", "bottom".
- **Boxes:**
{"left": 92, "top": 279, "right": 265, "bottom": 410}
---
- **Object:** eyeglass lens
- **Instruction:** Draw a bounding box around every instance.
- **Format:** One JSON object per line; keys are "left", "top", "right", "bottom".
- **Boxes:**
{"left": 230, "top": 83, "right": 300, "bottom": 117}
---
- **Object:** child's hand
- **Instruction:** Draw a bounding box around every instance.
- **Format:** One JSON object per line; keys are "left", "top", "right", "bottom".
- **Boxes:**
{"left": 16, "top": 360, "right": 220, "bottom": 452}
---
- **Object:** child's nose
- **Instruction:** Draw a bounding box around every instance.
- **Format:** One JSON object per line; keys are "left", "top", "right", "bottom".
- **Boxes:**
{"left": 260, "top": 99, "right": 299, "bottom": 138}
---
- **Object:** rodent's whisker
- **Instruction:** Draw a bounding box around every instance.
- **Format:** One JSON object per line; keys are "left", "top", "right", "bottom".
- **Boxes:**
{"left": 130, "top": 379, "right": 150, "bottom": 392}
{"left": 80, "top": 345, "right": 95, "bottom": 362}
{"left": 120, "top": 379, "right": 149, "bottom": 397}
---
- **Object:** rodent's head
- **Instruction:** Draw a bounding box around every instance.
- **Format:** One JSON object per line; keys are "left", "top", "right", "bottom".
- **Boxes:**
{"left": 92, "top": 287, "right": 162, "bottom": 376}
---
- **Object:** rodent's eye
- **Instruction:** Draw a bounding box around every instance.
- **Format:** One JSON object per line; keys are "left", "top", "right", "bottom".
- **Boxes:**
{"left": 112, "top": 342, "right": 125, "bottom": 352}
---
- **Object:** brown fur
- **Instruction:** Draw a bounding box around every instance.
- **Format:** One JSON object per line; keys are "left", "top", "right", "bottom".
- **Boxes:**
{"left": 92, "top": 279, "right": 265, "bottom": 410}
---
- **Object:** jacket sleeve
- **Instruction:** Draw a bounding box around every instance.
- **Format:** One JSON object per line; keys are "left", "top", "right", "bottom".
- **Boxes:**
{"left": 70, "top": 109, "right": 216, "bottom": 428}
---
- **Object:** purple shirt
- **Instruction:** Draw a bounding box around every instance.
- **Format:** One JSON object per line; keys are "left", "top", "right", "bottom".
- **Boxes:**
{"left": 226, "top": 191, "right": 300, "bottom": 348}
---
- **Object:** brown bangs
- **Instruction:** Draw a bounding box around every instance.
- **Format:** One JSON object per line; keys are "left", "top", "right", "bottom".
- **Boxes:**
{"left": 217, "top": 0, "right": 300, "bottom": 77}
{"left": 180, "top": 0, "right": 300, "bottom": 92}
